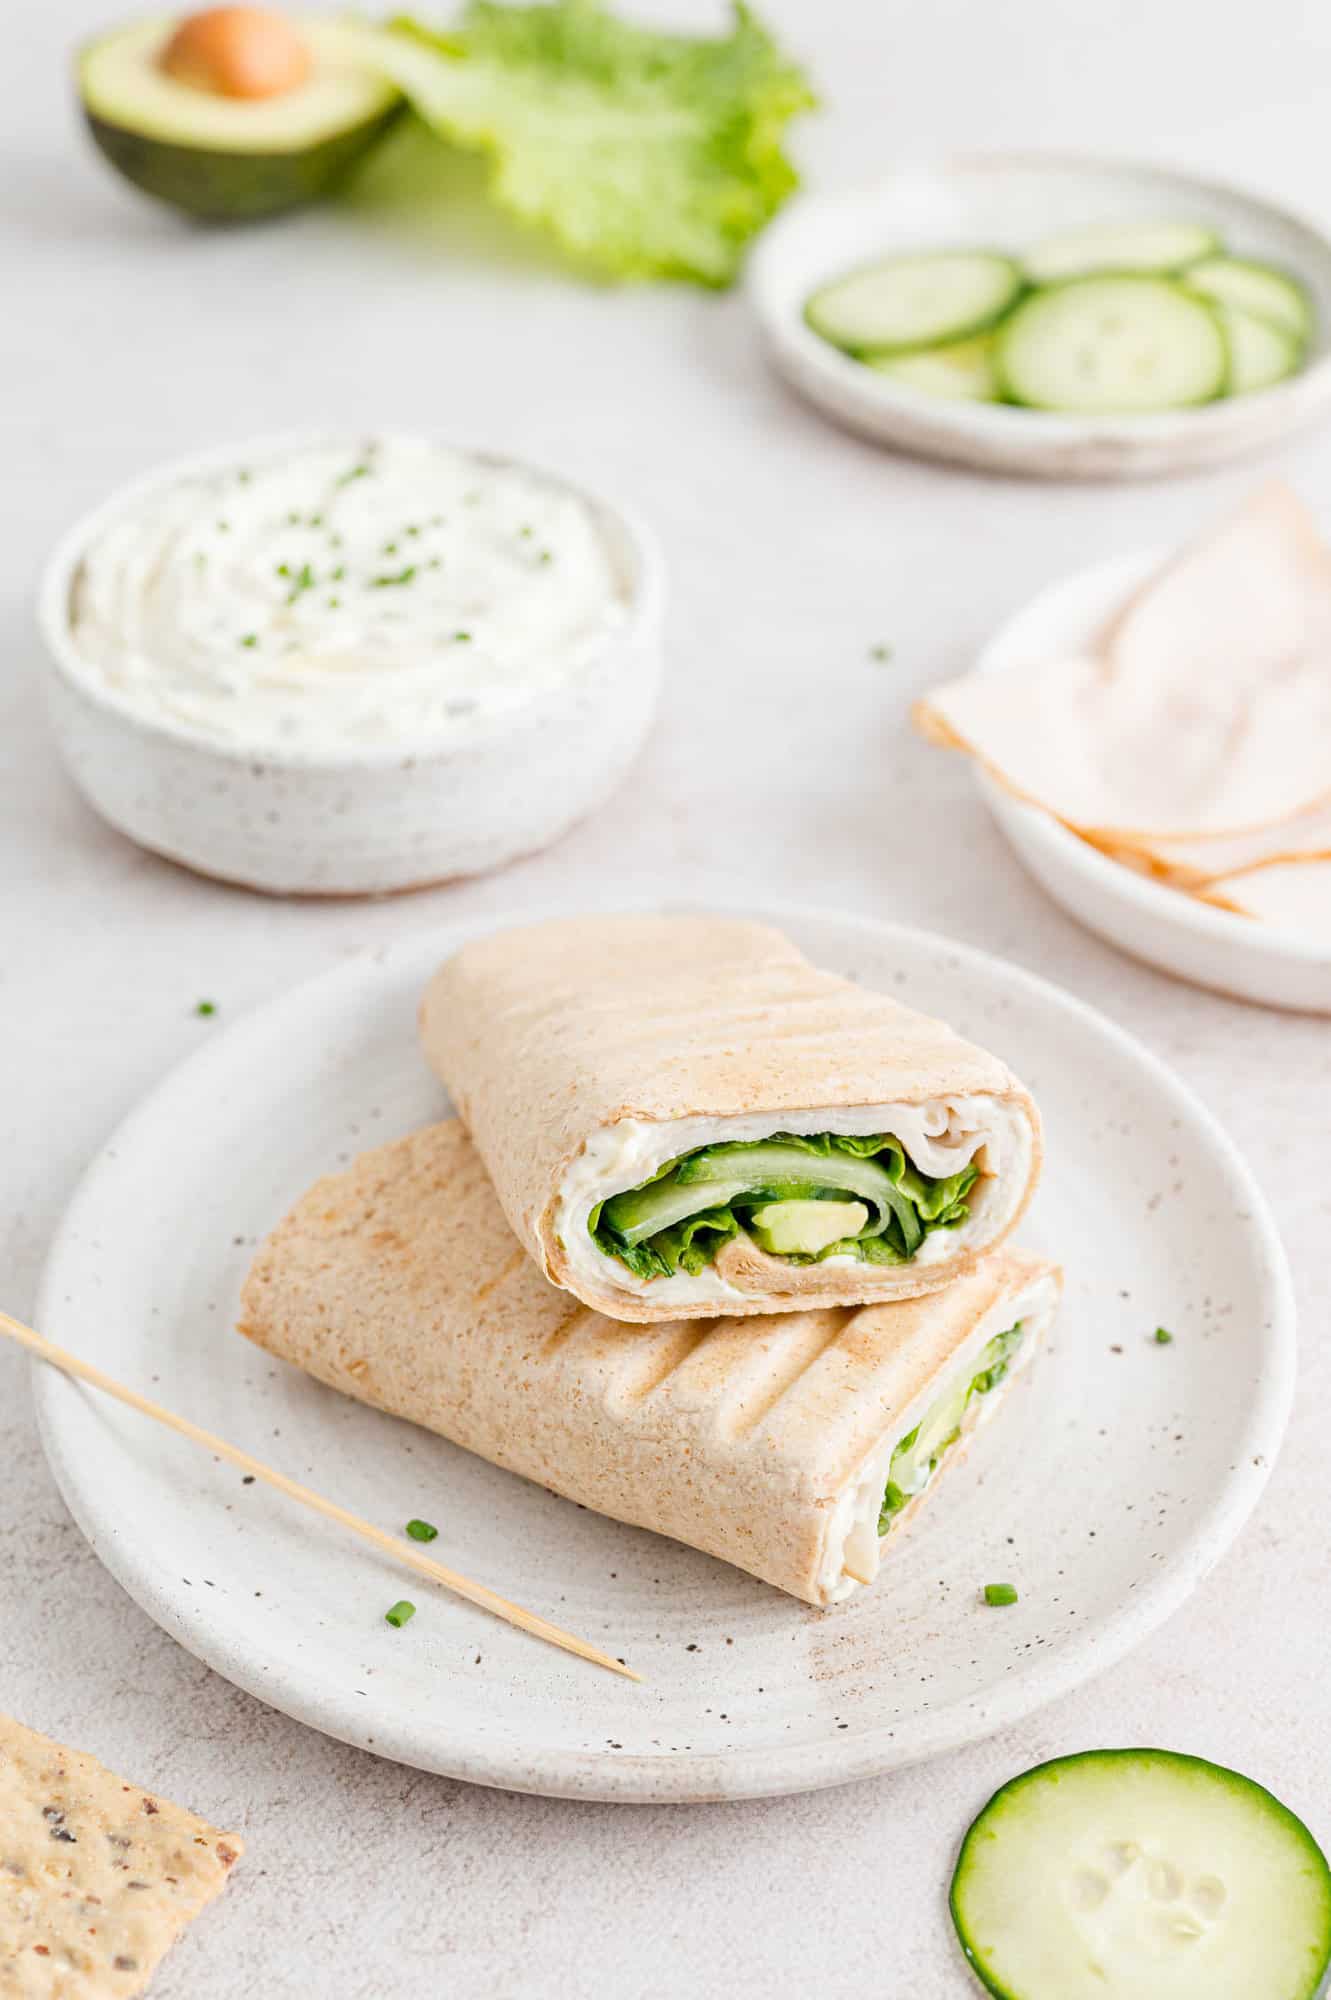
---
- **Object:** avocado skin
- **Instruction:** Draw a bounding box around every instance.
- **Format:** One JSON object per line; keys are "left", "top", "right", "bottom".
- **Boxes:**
{"left": 84, "top": 101, "right": 404, "bottom": 220}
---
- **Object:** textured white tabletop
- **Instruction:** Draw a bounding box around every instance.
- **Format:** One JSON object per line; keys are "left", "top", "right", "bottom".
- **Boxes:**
{"left": 5, "top": 1, "right": 1331, "bottom": 1992}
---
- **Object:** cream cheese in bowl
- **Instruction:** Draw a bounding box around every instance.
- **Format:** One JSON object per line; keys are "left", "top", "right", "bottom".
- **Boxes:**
{"left": 68, "top": 438, "right": 632, "bottom": 751}
{"left": 40, "top": 435, "right": 664, "bottom": 894}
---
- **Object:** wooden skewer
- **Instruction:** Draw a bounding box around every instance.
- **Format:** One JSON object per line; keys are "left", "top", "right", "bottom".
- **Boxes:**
{"left": 2, "top": 1309, "right": 640, "bottom": 1684}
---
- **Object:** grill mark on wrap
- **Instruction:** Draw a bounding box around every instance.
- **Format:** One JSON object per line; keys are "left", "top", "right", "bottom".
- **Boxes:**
{"left": 541, "top": 1303, "right": 598, "bottom": 1356}
{"left": 722, "top": 1311, "right": 856, "bottom": 1439}
{"left": 471, "top": 1246, "right": 527, "bottom": 1305}
{"left": 611, "top": 1323, "right": 713, "bottom": 1407}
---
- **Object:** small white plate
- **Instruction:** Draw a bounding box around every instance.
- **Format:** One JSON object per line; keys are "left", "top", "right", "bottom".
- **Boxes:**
{"left": 975, "top": 551, "right": 1331, "bottom": 1012}
{"left": 748, "top": 154, "right": 1331, "bottom": 479}
{"left": 33, "top": 906, "right": 1294, "bottom": 1802}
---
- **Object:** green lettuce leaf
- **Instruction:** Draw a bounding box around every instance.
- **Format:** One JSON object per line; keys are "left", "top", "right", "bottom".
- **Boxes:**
{"left": 878, "top": 1321, "right": 1025, "bottom": 1535}
{"left": 378, "top": 0, "right": 815, "bottom": 284}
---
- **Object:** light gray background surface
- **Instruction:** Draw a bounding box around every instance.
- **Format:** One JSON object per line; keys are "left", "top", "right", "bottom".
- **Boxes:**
{"left": 5, "top": 2, "right": 1330, "bottom": 1992}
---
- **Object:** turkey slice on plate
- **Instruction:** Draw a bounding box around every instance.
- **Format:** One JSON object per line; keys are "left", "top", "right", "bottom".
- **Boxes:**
{"left": 915, "top": 483, "right": 1331, "bottom": 844}
{"left": 1201, "top": 856, "right": 1331, "bottom": 941}
{"left": 1092, "top": 797, "right": 1331, "bottom": 888}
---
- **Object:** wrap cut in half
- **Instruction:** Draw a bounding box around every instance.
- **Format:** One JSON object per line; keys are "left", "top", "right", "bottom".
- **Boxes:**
{"left": 418, "top": 914, "right": 1043, "bottom": 1322}
{"left": 238, "top": 1120, "right": 1062, "bottom": 1607}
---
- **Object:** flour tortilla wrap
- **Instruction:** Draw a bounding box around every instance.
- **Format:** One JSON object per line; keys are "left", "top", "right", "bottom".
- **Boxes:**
{"left": 238, "top": 1121, "right": 1061, "bottom": 1608}
{"left": 417, "top": 914, "right": 1042, "bottom": 1322}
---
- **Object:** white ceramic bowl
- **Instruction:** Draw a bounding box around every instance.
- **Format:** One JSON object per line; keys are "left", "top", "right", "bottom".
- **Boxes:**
{"left": 748, "top": 154, "right": 1331, "bottom": 480}
{"left": 974, "top": 547, "right": 1331, "bottom": 1012}
{"left": 37, "top": 436, "right": 665, "bottom": 896}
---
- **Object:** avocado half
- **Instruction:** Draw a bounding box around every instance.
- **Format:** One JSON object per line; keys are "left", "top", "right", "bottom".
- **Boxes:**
{"left": 79, "top": 17, "right": 404, "bottom": 220}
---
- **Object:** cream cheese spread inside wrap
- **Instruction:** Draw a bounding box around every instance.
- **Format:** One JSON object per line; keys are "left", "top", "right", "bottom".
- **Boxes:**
{"left": 418, "top": 914, "right": 1043, "bottom": 1321}
{"left": 238, "top": 1120, "right": 1062, "bottom": 1608}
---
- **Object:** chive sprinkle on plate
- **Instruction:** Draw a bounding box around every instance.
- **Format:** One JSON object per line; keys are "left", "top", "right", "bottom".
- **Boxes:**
{"left": 194, "top": 999, "right": 217, "bottom": 1017}
{"left": 405, "top": 1519, "right": 438, "bottom": 1543}
{"left": 983, "top": 1582, "right": 1019, "bottom": 1607}
{"left": 385, "top": 1600, "right": 416, "bottom": 1628}
{"left": 1154, "top": 1326, "right": 1174, "bottom": 1344}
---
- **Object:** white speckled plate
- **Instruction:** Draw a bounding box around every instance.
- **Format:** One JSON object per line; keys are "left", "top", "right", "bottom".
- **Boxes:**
{"left": 748, "top": 156, "right": 1331, "bottom": 478}
{"left": 33, "top": 907, "right": 1294, "bottom": 1802}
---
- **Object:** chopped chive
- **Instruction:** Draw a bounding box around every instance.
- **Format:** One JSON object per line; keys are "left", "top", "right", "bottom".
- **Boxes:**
{"left": 405, "top": 524, "right": 421, "bottom": 537}
{"left": 869, "top": 643, "right": 893, "bottom": 663}
{"left": 382, "top": 541, "right": 398, "bottom": 556}
{"left": 384, "top": 1600, "right": 416, "bottom": 1628}
{"left": 372, "top": 565, "right": 417, "bottom": 589}
{"left": 538, "top": 549, "right": 553, "bottom": 565}
{"left": 427, "top": 557, "right": 442, "bottom": 570}
{"left": 1153, "top": 1326, "right": 1174, "bottom": 1345}
{"left": 519, "top": 524, "right": 533, "bottom": 538}
{"left": 194, "top": 999, "right": 216, "bottom": 1017}
{"left": 405, "top": 1519, "right": 438, "bottom": 1543}
{"left": 239, "top": 633, "right": 258, "bottom": 648}
{"left": 309, "top": 513, "right": 323, "bottom": 527}
{"left": 983, "top": 1583, "right": 1018, "bottom": 1607}
{"left": 331, "top": 565, "right": 346, "bottom": 581}
{"left": 276, "top": 562, "right": 291, "bottom": 578}
{"left": 337, "top": 463, "right": 369, "bottom": 486}
{"left": 327, "top": 597, "right": 341, "bottom": 609}
{"left": 453, "top": 629, "right": 472, "bottom": 642}
{"left": 881, "top": 1481, "right": 907, "bottom": 1517}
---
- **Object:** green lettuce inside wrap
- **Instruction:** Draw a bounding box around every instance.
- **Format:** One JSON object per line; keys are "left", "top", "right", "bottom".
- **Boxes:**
{"left": 878, "top": 1320, "right": 1024, "bottom": 1536}
{"left": 589, "top": 1132, "right": 981, "bottom": 1281}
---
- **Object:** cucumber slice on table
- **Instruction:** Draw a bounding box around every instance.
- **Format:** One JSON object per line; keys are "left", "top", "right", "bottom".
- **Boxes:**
{"left": 867, "top": 335, "right": 1000, "bottom": 402}
{"left": 950, "top": 1749, "right": 1331, "bottom": 2000}
{"left": 1220, "top": 303, "right": 1304, "bottom": 395}
{"left": 805, "top": 251, "right": 1022, "bottom": 355}
{"left": 996, "top": 276, "right": 1227, "bottom": 413}
{"left": 1024, "top": 220, "right": 1221, "bottom": 283}
{"left": 1185, "top": 254, "right": 1314, "bottom": 342}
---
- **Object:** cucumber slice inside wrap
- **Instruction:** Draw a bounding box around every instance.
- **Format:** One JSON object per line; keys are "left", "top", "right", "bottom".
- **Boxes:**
{"left": 1024, "top": 221, "right": 1221, "bottom": 284}
{"left": 805, "top": 251, "right": 1023, "bottom": 356}
{"left": 950, "top": 1748, "right": 1331, "bottom": 2000}
{"left": 1220, "top": 304, "right": 1303, "bottom": 395}
{"left": 1185, "top": 254, "right": 1314, "bottom": 343}
{"left": 996, "top": 276, "right": 1227, "bottom": 413}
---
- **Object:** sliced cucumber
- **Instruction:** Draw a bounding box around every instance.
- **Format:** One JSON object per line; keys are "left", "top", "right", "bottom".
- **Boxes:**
{"left": 1024, "top": 221, "right": 1221, "bottom": 284}
{"left": 1220, "top": 303, "right": 1303, "bottom": 395}
{"left": 805, "top": 251, "right": 1022, "bottom": 356}
{"left": 867, "top": 334, "right": 1000, "bottom": 402}
{"left": 950, "top": 1749, "right": 1331, "bottom": 2000}
{"left": 996, "top": 276, "right": 1226, "bottom": 413}
{"left": 1185, "top": 254, "right": 1314, "bottom": 342}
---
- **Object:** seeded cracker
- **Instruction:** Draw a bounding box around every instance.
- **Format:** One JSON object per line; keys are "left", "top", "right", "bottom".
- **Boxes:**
{"left": 0, "top": 1713, "right": 242, "bottom": 1998}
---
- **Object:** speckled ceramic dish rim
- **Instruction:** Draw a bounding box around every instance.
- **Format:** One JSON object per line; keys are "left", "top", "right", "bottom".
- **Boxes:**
{"left": 31, "top": 905, "right": 1296, "bottom": 1803}
{"left": 35, "top": 430, "right": 664, "bottom": 770}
